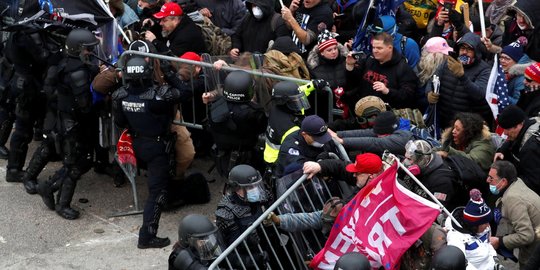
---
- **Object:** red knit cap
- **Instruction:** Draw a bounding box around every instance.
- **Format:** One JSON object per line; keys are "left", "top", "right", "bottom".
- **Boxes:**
{"left": 179, "top": 52, "right": 201, "bottom": 62}
{"left": 317, "top": 30, "right": 338, "bottom": 52}
{"left": 525, "top": 62, "right": 540, "bottom": 83}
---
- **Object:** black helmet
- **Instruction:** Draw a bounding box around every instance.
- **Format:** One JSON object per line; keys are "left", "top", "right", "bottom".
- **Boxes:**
{"left": 178, "top": 214, "right": 223, "bottom": 261}
{"left": 223, "top": 70, "right": 254, "bottom": 102}
{"left": 228, "top": 164, "right": 267, "bottom": 202}
{"left": 123, "top": 57, "right": 152, "bottom": 82}
{"left": 334, "top": 252, "right": 370, "bottom": 270}
{"left": 272, "top": 81, "right": 310, "bottom": 112}
{"left": 431, "top": 246, "right": 467, "bottom": 270}
{"left": 65, "top": 28, "right": 99, "bottom": 57}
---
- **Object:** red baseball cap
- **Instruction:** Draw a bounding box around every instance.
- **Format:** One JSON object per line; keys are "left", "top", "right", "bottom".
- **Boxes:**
{"left": 179, "top": 52, "right": 201, "bottom": 62}
{"left": 153, "top": 2, "right": 183, "bottom": 19}
{"left": 345, "top": 153, "right": 383, "bottom": 174}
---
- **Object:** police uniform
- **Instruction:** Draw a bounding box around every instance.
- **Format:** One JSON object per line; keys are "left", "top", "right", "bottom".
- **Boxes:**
{"left": 113, "top": 56, "right": 180, "bottom": 248}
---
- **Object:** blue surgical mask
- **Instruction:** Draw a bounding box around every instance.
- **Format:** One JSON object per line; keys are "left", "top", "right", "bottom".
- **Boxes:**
{"left": 489, "top": 184, "right": 499, "bottom": 195}
{"left": 310, "top": 141, "right": 325, "bottom": 148}
{"left": 246, "top": 188, "right": 261, "bottom": 202}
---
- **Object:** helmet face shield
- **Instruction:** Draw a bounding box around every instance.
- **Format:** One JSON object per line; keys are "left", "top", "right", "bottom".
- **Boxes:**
{"left": 188, "top": 229, "right": 224, "bottom": 261}
{"left": 286, "top": 92, "right": 310, "bottom": 112}
{"left": 240, "top": 178, "right": 268, "bottom": 202}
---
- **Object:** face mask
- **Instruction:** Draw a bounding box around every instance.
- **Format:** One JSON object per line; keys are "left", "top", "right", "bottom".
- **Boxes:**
{"left": 489, "top": 184, "right": 500, "bottom": 195}
{"left": 136, "top": 5, "right": 144, "bottom": 15}
{"left": 310, "top": 141, "right": 324, "bottom": 148}
{"left": 246, "top": 188, "right": 261, "bottom": 202}
{"left": 476, "top": 225, "right": 491, "bottom": 240}
{"left": 252, "top": 6, "right": 263, "bottom": 20}
{"left": 458, "top": 55, "right": 473, "bottom": 65}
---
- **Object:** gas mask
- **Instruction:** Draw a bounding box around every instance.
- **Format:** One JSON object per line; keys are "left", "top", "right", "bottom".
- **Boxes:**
{"left": 252, "top": 6, "right": 263, "bottom": 20}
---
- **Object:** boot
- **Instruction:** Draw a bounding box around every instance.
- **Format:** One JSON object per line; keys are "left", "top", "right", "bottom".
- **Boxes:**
{"left": 0, "top": 119, "right": 13, "bottom": 160}
{"left": 21, "top": 142, "right": 50, "bottom": 194}
{"left": 55, "top": 176, "right": 80, "bottom": 220}
{"left": 0, "top": 145, "right": 8, "bottom": 160}
{"left": 38, "top": 168, "right": 66, "bottom": 210}
{"left": 5, "top": 168, "right": 24, "bottom": 182}
{"left": 137, "top": 236, "right": 170, "bottom": 249}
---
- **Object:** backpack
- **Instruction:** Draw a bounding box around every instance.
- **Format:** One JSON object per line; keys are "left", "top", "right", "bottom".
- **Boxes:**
{"left": 195, "top": 16, "right": 232, "bottom": 56}
{"left": 446, "top": 155, "right": 487, "bottom": 191}
{"left": 180, "top": 169, "right": 211, "bottom": 204}
{"left": 263, "top": 50, "right": 311, "bottom": 80}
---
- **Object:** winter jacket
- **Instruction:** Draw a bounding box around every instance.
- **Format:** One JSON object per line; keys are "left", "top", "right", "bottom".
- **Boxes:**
{"left": 275, "top": 130, "right": 328, "bottom": 178}
{"left": 495, "top": 178, "right": 540, "bottom": 267}
{"left": 444, "top": 211, "right": 497, "bottom": 270}
{"left": 337, "top": 129, "right": 413, "bottom": 156}
{"left": 291, "top": 1, "right": 334, "bottom": 54}
{"left": 195, "top": 0, "right": 246, "bottom": 36}
{"left": 345, "top": 49, "right": 418, "bottom": 110}
{"left": 152, "top": 16, "right": 207, "bottom": 56}
{"left": 497, "top": 118, "right": 540, "bottom": 196}
{"left": 117, "top": 3, "right": 139, "bottom": 29}
{"left": 435, "top": 59, "right": 472, "bottom": 129}
{"left": 318, "top": 158, "right": 356, "bottom": 187}
{"left": 278, "top": 210, "right": 323, "bottom": 232}
{"left": 441, "top": 125, "right": 495, "bottom": 171}
{"left": 455, "top": 33, "right": 493, "bottom": 125}
{"left": 307, "top": 43, "right": 348, "bottom": 90}
{"left": 506, "top": 0, "right": 540, "bottom": 62}
{"left": 506, "top": 54, "right": 532, "bottom": 105}
{"left": 231, "top": 0, "right": 289, "bottom": 53}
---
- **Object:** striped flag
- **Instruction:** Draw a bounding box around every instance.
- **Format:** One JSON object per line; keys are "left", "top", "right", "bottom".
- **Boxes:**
{"left": 485, "top": 54, "right": 510, "bottom": 119}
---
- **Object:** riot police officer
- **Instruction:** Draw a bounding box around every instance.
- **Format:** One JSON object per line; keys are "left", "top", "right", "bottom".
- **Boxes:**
{"left": 37, "top": 28, "right": 100, "bottom": 219}
{"left": 263, "top": 81, "right": 309, "bottom": 165}
{"left": 113, "top": 55, "right": 181, "bottom": 248}
{"left": 333, "top": 252, "right": 371, "bottom": 270}
{"left": 169, "top": 214, "right": 225, "bottom": 270}
{"left": 215, "top": 164, "right": 272, "bottom": 268}
{"left": 431, "top": 245, "right": 467, "bottom": 270}
{"left": 4, "top": 22, "right": 55, "bottom": 182}
{"left": 207, "top": 71, "right": 267, "bottom": 177}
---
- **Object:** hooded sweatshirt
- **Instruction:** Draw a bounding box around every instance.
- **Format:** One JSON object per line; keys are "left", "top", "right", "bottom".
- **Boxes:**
{"left": 231, "top": 0, "right": 289, "bottom": 53}
{"left": 506, "top": 0, "right": 540, "bottom": 62}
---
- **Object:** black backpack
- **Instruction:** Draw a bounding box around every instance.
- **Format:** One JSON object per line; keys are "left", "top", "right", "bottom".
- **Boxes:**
{"left": 180, "top": 170, "right": 211, "bottom": 204}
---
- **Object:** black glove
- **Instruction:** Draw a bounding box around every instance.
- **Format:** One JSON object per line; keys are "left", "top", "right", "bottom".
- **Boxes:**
{"left": 312, "top": 79, "right": 330, "bottom": 91}
{"left": 448, "top": 9, "right": 464, "bottom": 31}
{"left": 160, "top": 60, "right": 176, "bottom": 77}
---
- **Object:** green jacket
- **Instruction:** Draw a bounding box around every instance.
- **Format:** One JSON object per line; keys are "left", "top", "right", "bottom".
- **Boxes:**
{"left": 442, "top": 126, "right": 495, "bottom": 171}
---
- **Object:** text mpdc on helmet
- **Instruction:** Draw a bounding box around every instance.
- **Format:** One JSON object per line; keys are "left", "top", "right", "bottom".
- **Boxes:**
{"left": 271, "top": 81, "right": 310, "bottom": 112}
{"left": 65, "top": 28, "right": 99, "bottom": 58}
{"left": 177, "top": 214, "right": 224, "bottom": 261}
{"left": 223, "top": 70, "right": 254, "bottom": 102}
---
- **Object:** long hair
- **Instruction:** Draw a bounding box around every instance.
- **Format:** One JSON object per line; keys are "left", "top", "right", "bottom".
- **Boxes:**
{"left": 452, "top": 112, "right": 484, "bottom": 147}
{"left": 417, "top": 50, "right": 447, "bottom": 85}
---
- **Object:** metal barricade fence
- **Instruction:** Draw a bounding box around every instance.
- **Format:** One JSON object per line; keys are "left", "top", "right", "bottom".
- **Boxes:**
{"left": 117, "top": 50, "right": 339, "bottom": 125}
{"left": 208, "top": 172, "right": 350, "bottom": 270}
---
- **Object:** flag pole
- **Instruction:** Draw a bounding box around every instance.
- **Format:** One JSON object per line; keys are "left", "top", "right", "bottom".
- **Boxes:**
{"left": 387, "top": 154, "right": 462, "bottom": 227}
{"left": 477, "top": 0, "right": 487, "bottom": 38}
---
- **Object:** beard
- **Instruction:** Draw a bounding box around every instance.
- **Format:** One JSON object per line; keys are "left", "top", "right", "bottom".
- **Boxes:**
{"left": 161, "top": 30, "right": 170, "bottom": 38}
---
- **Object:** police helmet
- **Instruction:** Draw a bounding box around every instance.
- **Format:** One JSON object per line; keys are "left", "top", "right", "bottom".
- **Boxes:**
{"left": 272, "top": 81, "right": 310, "bottom": 112}
{"left": 65, "top": 28, "right": 99, "bottom": 57}
{"left": 334, "top": 252, "right": 370, "bottom": 270}
{"left": 404, "top": 140, "right": 434, "bottom": 169}
{"left": 123, "top": 57, "right": 153, "bottom": 82}
{"left": 178, "top": 214, "right": 224, "bottom": 261}
{"left": 431, "top": 245, "right": 467, "bottom": 270}
{"left": 128, "top": 39, "right": 157, "bottom": 54}
{"left": 228, "top": 164, "right": 267, "bottom": 202}
{"left": 223, "top": 71, "right": 254, "bottom": 102}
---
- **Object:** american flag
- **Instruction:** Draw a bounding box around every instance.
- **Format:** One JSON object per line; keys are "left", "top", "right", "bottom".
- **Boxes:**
{"left": 485, "top": 55, "right": 510, "bottom": 119}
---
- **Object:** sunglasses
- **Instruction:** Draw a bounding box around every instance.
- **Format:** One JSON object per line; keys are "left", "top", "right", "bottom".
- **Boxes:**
{"left": 525, "top": 77, "right": 533, "bottom": 83}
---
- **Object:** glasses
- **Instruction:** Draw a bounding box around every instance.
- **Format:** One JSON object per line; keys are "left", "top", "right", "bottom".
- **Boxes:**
{"left": 499, "top": 55, "right": 512, "bottom": 61}
{"left": 459, "top": 46, "right": 474, "bottom": 53}
{"left": 525, "top": 77, "right": 533, "bottom": 83}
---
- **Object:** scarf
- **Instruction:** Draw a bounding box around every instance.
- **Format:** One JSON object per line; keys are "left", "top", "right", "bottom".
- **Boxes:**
{"left": 485, "top": 0, "right": 514, "bottom": 25}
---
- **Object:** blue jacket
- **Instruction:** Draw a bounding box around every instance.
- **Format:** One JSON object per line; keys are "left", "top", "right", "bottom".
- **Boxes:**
{"left": 506, "top": 54, "right": 532, "bottom": 105}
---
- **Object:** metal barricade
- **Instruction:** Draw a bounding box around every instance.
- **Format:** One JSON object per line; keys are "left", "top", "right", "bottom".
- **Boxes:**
{"left": 117, "top": 50, "right": 339, "bottom": 123}
{"left": 208, "top": 172, "right": 349, "bottom": 270}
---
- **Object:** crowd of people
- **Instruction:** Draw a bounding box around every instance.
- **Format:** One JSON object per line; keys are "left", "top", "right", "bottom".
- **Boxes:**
{"left": 2, "top": 0, "right": 540, "bottom": 269}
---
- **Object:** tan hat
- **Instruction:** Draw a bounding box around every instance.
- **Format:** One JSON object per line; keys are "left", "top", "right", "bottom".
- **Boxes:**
{"left": 354, "top": 96, "right": 386, "bottom": 117}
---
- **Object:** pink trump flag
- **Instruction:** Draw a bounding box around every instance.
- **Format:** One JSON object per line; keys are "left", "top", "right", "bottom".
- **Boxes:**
{"left": 310, "top": 163, "right": 441, "bottom": 269}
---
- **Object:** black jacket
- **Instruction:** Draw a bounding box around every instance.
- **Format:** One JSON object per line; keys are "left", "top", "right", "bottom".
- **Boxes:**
{"left": 153, "top": 16, "right": 207, "bottom": 56}
{"left": 275, "top": 130, "right": 329, "bottom": 178}
{"left": 345, "top": 49, "right": 418, "bottom": 110}
{"left": 497, "top": 118, "right": 540, "bottom": 196}
{"left": 232, "top": 0, "right": 289, "bottom": 53}
{"left": 337, "top": 128, "right": 413, "bottom": 156}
